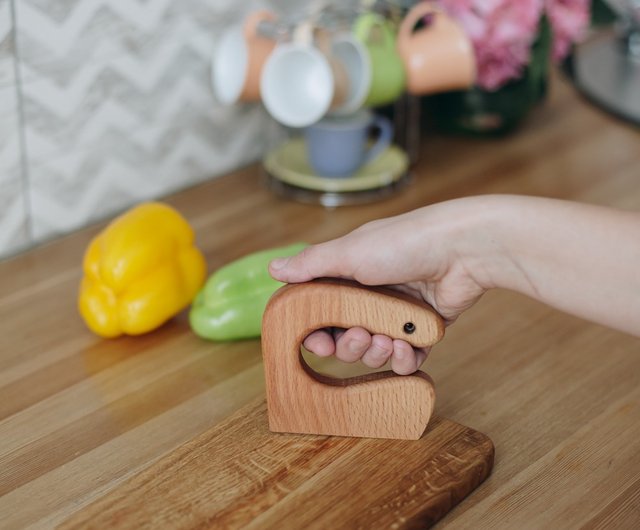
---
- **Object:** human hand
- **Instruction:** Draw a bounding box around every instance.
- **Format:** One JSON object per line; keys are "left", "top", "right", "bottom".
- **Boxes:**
{"left": 269, "top": 199, "right": 498, "bottom": 374}
{"left": 270, "top": 194, "right": 640, "bottom": 366}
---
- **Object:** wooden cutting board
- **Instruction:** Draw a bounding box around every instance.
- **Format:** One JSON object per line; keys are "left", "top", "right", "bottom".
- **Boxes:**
{"left": 60, "top": 398, "right": 494, "bottom": 529}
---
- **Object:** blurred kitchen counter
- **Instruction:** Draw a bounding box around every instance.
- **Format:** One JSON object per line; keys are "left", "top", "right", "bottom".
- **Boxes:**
{"left": 1, "top": 72, "right": 640, "bottom": 529}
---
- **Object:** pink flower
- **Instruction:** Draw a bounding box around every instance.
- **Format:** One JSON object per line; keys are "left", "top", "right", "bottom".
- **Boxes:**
{"left": 546, "top": 0, "right": 590, "bottom": 62}
{"left": 439, "top": 0, "right": 544, "bottom": 91}
{"left": 437, "top": 0, "right": 589, "bottom": 90}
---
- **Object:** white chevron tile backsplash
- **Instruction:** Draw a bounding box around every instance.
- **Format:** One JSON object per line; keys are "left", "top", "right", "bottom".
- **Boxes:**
{"left": 15, "top": 0, "right": 239, "bottom": 72}
{"left": 20, "top": 46, "right": 241, "bottom": 161}
{"left": 29, "top": 106, "right": 277, "bottom": 241}
{"left": 0, "top": 78, "right": 29, "bottom": 255}
{"left": 0, "top": 0, "right": 286, "bottom": 258}
{"left": 0, "top": 84, "right": 20, "bottom": 176}
{"left": 0, "top": 0, "right": 14, "bottom": 87}
{"left": 0, "top": 175, "right": 29, "bottom": 253}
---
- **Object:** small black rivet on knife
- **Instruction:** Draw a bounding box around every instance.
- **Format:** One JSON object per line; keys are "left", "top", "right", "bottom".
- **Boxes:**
{"left": 403, "top": 322, "right": 416, "bottom": 334}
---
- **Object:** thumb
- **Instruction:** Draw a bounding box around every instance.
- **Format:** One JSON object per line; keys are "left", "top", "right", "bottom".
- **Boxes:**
{"left": 269, "top": 242, "right": 349, "bottom": 283}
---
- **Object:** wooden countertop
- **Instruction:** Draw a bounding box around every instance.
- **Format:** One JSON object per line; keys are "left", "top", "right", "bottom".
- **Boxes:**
{"left": 1, "top": 74, "right": 639, "bottom": 529}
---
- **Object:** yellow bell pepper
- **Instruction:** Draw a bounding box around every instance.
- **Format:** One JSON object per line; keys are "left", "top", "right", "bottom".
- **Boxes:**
{"left": 78, "top": 202, "right": 207, "bottom": 338}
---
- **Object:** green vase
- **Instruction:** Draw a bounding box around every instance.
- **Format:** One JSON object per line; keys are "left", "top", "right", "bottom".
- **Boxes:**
{"left": 426, "top": 17, "right": 552, "bottom": 137}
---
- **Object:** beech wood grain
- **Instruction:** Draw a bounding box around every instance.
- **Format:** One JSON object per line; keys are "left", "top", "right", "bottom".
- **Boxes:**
{"left": 262, "top": 279, "right": 444, "bottom": 439}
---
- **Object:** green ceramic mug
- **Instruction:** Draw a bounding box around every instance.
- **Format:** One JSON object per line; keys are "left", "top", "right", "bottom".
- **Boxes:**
{"left": 353, "top": 13, "right": 406, "bottom": 107}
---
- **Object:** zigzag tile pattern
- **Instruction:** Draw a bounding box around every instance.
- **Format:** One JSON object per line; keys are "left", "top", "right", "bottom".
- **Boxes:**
{"left": 0, "top": 84, "right": 20, "bottom": 177}
{"left": 0, "top": 0, "right": 14, "bottom": 86}
{"left": 0, "top": 0, "right": 284, "bottom": 252}
{"left": 0, "top": 174, "right": 29, "bottom": 254}
{"left": 0, "top": 0, "right": 30, "bottom": 258}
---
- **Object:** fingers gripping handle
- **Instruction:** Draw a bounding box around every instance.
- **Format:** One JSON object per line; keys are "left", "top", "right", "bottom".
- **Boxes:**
{"left": 261, "top": 279, "right": 445, "bottom": 440}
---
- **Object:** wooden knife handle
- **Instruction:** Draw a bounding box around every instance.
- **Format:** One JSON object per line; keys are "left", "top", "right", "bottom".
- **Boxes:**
{"left": 261, "top": 278, "right": 445, "bottom": 440}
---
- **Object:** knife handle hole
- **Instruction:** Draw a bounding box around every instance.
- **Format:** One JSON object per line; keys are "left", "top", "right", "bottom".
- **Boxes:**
{"left": 403, "top": 322, "right": 416, "bottom": 334}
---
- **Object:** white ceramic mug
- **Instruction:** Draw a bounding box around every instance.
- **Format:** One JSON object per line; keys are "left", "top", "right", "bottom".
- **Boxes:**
{"left": 328, "top": 34, "right": 372, "bottom": 116}
{"left": 212, "top": 10, "right": 276, "bottom": 105}
{"left": 261, "top": 23, "right": 335, "bottom": 128}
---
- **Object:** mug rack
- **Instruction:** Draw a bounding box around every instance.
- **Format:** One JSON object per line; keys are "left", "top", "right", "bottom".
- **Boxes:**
{"left": 213, "top": 0, "right": 479, "bottom": 206}
{"left": 256, "top": 0, "right": 423, "bottom": 207}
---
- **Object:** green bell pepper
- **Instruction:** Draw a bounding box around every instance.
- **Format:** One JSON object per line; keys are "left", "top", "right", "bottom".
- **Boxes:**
{"left": 189, "top": 243, "right": 307, "bottom": 341}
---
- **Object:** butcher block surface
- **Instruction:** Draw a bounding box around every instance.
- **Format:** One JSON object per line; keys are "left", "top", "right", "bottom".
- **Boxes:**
{"left": 1, "top": 73, "right": 640, "bottom": 528}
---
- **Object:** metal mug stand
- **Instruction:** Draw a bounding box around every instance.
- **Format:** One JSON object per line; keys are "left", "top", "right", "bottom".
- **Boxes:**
{"left": 259, "top": 2, "right": 422, "bottom": 207}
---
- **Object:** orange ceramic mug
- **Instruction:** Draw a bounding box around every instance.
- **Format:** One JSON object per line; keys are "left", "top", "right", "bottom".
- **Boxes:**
{"left": 212, "top": 10, "right": 276, "bottom": 105}
{"left": 397, "top": 2, "right": 476, "bottom": 95}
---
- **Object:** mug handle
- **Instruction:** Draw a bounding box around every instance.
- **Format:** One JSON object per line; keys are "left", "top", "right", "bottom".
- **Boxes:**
{"left": 397, "top": 2, "right": 443, "bottom": 54}
{"left": 362, "top": 115, "right": 393, "bottom": 166}
{"left": 293, "top": 21, "right": 315, "bottom": 47}
{"left": 355, "top": 14, "right": 396, "bottom": 49}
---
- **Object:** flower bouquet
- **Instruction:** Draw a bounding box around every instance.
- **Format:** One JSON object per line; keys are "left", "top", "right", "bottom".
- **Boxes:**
{"left": 428, "top": 0, "right": 591, "bottom": 135}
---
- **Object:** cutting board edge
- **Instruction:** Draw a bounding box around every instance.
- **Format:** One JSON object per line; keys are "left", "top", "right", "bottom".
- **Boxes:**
{"left": 60, "top": 398, "right": 496, "bottom": 530}
{"left": 407, "top": 430, "right": 495, "bottom": 528}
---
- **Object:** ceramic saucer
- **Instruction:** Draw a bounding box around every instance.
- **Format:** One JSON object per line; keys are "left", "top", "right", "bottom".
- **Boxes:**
{"left": 263, "top": 138, "right": 409, "bottom": 193}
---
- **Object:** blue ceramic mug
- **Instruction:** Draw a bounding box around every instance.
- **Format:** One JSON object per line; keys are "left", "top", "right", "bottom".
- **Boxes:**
{"left": 304, "top": 110, "right": 393, "bottom": 178}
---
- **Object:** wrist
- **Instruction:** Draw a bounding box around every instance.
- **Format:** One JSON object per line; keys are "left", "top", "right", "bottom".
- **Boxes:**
{"left": 447, "top": 195, "right": 528, "bottom": 292}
